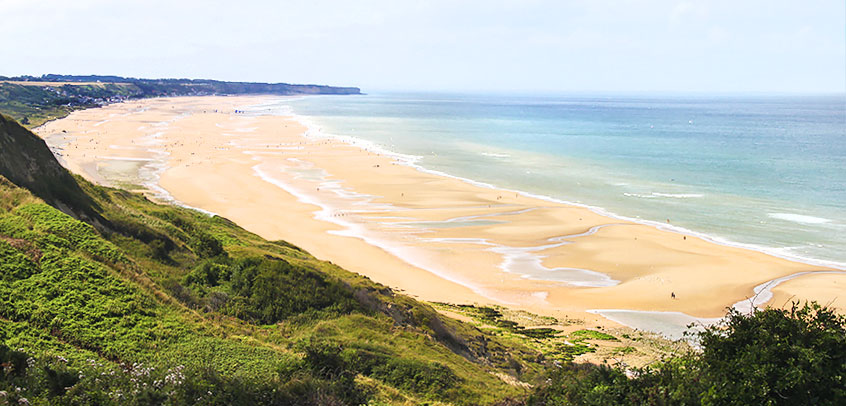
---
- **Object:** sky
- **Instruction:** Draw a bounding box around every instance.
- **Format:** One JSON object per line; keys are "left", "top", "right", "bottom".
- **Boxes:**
{"left": 1, "top": 0, "right": 843, "bottom": 93}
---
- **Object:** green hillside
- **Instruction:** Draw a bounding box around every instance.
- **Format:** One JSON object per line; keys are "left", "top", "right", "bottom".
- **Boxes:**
{"left": 0, "top": 82, "right": 140, "bottom": 128}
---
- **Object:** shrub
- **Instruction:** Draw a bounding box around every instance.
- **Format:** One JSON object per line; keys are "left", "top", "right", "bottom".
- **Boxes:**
{"left": 0, "top": 240, "right": 37, "bottom": 281}
{"left": 371, "top": 358, "right": 460, "bottom": 395}
{"left": 697, "top": 303, "right": 846, "bottom": 405}
{"left": 191, "top": 231, "right": 224, "bottom": 258}
{"left": 221, "top": 256, "right": 358, "bottom": 324}
{"left": 569, "top": 329, "right": 617, "bottom": 341}
{"left": 529, "top": 302, "right": 846, "bottom": 405}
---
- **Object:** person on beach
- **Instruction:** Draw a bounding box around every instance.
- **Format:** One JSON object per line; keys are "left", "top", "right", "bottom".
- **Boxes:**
{"left": 671, "top": 292, "right": 676, "bottom": 299}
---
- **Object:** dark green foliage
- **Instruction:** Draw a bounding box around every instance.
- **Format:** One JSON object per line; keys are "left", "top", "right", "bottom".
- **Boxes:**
{"left": 0, "top": 345, "right": 29, "bottom": 378}
{"left": 697, "top": 303, "right": 846, "bottom": 405}
{"left": 529, "top": 302, "right": 846, "bottom": 405}
{"left": 298, "top": 341, "right": 368, "bottom": 405}
{"left": 44, "top": 365, "right": 80, "bottom": 397}
{"left": 227, "top": 257, "right": 359, "bottom": 324}
{"left": 181, "top": 256, "right": 360, "bottom": 324}
{"left": 184, "top": 260, "right": 229, "bottom": 287}
{"left": 188, "top": 229, "right": 225, "bottom": 258}
{"left": 459, "top": 304, "right": 560, "bottom": 340}
{"left": 371, "top": 357, "right": 461, "bottom": 395}
{"left": 520, "top": 328, "right": 559, "bottom": 339}
{"left": 149, "top": 238, "right": 169, "bottom": 261}
{"left": 295, "top": 340, "right": 460, "bottom": 401}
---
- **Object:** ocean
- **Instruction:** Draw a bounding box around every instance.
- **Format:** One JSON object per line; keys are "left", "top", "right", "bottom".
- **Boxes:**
{"left": 270, "top": 92, "right": 846, "bottom": 270}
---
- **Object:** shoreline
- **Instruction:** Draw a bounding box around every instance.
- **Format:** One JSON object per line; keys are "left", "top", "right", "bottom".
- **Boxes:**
{"left": 34, "top": 95, "right": 844, "bottom": 337}
{"left": 289, "top": 112, "right": 846, "bottom": 273}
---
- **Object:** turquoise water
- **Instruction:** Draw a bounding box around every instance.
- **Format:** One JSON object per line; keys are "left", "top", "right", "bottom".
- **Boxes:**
{"left": 270, "top": 92, "right": 846, "bottom": 267}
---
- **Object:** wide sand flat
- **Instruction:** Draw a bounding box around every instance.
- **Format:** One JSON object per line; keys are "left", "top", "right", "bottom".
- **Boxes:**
{"left": 36, "top": 96, "right": 839, "bottom": 326}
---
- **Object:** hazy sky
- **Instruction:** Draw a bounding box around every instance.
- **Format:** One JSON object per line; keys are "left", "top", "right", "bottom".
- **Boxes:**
{"left": 2, "top": 0, "right": 843, "bottom": 93}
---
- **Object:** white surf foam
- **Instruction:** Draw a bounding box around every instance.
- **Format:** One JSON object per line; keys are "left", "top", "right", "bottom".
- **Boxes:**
{"left": 651, "top": 192, "right": 704, "bottom": 198}
{"left": 250, "top": 161, "right": 503, "bottom": 301}
{"left": 481, "top": 152, "right": 511, "bottom": 158}
{"left": 768, "top": 213, "right": 832, "bottom": 225}
{"left": 624, "top": 192, "right": 703, "bottom": 199}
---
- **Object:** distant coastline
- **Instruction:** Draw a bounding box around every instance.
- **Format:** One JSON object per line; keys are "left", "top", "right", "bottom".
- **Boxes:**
{"left": 0, "top": 73, "right": 360, "bottom": 128}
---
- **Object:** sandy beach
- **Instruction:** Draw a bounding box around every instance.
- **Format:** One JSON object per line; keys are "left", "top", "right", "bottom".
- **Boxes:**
{"left": 36, "top": 95, "right": 844, "bottom": 331}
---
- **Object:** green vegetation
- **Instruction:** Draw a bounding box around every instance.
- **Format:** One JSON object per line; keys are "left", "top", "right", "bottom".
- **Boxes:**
{"left": 0, "top": 81, "right": 142, "bottom": 128}
{"left": 568, "top": 330, "right": 617, "bottom": 341}
{"left": 611, "top": 346, "right": 636, "bottom": 356}
{"left": 432, "top": 303, "right": 559, "bottom": 338}
{"left": 0, "top": 74, "right": 360, "bottom": 128}
{"left": 429, "top": 303, "right": 628, "bottom": 364}
{"left": 528, "top": 303, "right": 846, "bottom": 405}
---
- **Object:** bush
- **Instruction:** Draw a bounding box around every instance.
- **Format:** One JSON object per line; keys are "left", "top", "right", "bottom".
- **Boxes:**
{"left": 222, "top": 256, "right": 358, "bottom": 324}
{"left": 697, "top": 303, "right": 846, "bottom": 405}
{"left": 0, "top": 239, "right": 37, "bottom": 281}
{"left": 529, "top": 302, "right": 846, "bottom": 405}
{"left": 191, "top": 231, "right": 224, "bottom": 258}
{"left": 298, "top": 340, "right": 369, "bottom": 405}
{"left": 371, "top": 358, "right": 460, "bottom": 395}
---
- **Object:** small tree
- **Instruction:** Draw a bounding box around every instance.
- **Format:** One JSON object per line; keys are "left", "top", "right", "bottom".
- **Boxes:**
{"left": 697, "top": 302, "right": 845, "bottom": 405}
{"left": 528, "top": 302, "right": 846, "bottom": 405}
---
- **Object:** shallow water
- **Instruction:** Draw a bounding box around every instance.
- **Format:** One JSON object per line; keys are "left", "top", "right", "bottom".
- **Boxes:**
{"left": 267, "top": 92, "right": 846, "bottom": 268}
